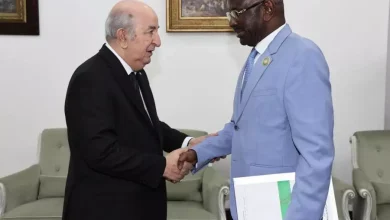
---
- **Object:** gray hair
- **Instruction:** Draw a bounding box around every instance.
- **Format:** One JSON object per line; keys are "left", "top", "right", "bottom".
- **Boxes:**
{"left": 105, "top": 10, "right": 135, "bottom": 42}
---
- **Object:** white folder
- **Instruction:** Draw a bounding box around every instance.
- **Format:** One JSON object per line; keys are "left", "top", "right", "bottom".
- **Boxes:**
{"left": 233, "top": 172, "right": 339, "bottom": 220}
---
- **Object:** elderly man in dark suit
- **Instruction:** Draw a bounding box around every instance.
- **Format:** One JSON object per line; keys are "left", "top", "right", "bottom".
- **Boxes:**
{"left": 62, "top": 1, "right": 210, "bottom": 219}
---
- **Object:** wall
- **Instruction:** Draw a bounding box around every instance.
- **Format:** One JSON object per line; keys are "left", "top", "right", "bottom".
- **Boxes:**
{"left": 0, "top": 0, "right": 388, "bottom": 184}
{"left": 386, "top": 3, "right": 390, "bottom": 129}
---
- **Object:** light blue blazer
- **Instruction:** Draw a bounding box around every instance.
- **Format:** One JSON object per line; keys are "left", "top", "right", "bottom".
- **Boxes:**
{"left": 192, "top": 24, "right": 335, "bottom": 220}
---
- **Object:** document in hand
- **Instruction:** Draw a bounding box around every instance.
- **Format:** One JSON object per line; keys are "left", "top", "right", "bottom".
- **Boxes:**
{"left": 233, "top": 172, "right": 338, "bottom": 220}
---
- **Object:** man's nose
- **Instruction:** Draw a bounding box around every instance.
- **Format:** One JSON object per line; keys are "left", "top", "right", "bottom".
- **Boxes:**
{"left": 229, "top": 18, "right": 237, "bottom": 28}
{"left": 153, "top": 32, "right": 161, "bottom": 47}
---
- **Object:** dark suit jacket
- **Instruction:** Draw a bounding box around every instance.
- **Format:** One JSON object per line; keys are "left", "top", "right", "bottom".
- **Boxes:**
{"left": 62, "top": 45, "right": 188, "bottom": 220}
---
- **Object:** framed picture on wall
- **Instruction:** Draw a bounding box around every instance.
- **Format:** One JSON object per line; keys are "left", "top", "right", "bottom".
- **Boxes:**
{"left": 0, "top": 0, "right": 39, "bottom": 35}
{"left": 166, "top": 0, "right": 233, "bottom": 32}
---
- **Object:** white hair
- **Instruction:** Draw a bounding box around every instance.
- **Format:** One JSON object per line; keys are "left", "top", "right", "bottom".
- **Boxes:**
{"left": 105, "top": 10, "right": 135, "bottom": 42}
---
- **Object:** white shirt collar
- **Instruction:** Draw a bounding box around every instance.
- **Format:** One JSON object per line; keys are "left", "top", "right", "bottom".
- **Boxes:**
{"left": 254, "top": 23, "right": 286, "bottom": 54}
{"left": 105, "top": 42, "right": 133, "bottom": 75}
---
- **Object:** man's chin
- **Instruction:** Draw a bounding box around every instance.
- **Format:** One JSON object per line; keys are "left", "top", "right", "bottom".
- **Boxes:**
{"left": 239, "top": 37, "right": 248, "bottom": 46}
{"left": 239, "top": 37, "right": 256, "bottom": 47}
{"left": 143, "top": 58, "right": 151, "bottom": 65}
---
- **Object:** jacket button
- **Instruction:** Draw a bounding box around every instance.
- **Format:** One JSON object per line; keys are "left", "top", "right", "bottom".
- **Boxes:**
{"left": 234, "top": 125, "right": 239, "bottom": 130}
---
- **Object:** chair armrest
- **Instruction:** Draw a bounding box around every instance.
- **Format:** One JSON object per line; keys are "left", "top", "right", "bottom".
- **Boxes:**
{"left": 353, "top": 168, "right": 376, "bottom": 220}
{"left": 332, "top": 176, "right": 355, "bottom": 220}
{"left": 201, "top": 167, "right": 229, "bottom": 220}
{"left": 0, "top": 164, "right": 40, "bottom": 215}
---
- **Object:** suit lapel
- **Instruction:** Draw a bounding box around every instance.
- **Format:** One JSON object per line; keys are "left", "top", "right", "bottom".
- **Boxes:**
{"left": 234, "top": 24, "right": 292, "bottom": 123}
{"left": 137, "top": 70, "right": 163, "bottom": 142}
{"left": 232, "top": 65, "right": 246, "bottom": 121}
{"left": 97, "top": 45, "right": 153, "bottom": 128}
{"left": 237, "top": 52, "right": 273, "bottom": 119}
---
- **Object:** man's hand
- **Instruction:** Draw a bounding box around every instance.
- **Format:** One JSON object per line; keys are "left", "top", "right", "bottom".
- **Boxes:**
{"left": 188, "top": 132, "right": 218, "bottom": 148}
{"left": 163, "top": 148, "right": 188, "bottom": 182}
{"left": 178, "top": 149, "right": 198, "bottom": 170}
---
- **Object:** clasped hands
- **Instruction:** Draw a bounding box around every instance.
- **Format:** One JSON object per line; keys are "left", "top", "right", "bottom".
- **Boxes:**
{"left": 163, "top": 133, "right": 225, "bottom": 183}
{"left": 163, "top": 147, "right": 194, "bottom": 183}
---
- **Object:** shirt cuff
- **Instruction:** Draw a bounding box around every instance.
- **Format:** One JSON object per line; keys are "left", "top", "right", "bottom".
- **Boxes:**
{"left": 181, "top": 136, "right": 193, "bottom": 148}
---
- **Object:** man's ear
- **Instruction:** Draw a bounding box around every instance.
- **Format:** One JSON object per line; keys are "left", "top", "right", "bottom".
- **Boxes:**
{"left": 117, "top": 29, "right": 128, "bottom": 49}
{"left": 262, "top": 0, "right": 274, "bottom": 21}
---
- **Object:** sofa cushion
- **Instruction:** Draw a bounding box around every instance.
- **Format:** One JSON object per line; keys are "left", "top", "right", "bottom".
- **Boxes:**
{"left": 38, "top": 176, "right": 66, "bottom": 199}
{"left": 38, "top": 129, "right": 70, "bottom": 177}
{"left": 166, "top": 169, "right": 205, "bottom": 202}
{"left": 167, "top": 201, "right": 217, "bottom": 220}
{"left": 37, "top": 128, "right": 70, "bottom": 200}
{"left": 2, "top": 198, "right": 217, "bottom": 220}
{"left": 176, "top": 129, "right": 208, "bottom": 138}
{"left": 377, "top": 204, "right": 390, "bottom": 220}
{"left": 2, "top": 198, "right": 63, "bottom": 220}
{"left": 37, "top": 169, "right": 206, "bottom": 202}
{"left": 372, "top": 181, "right": 390, "bottom": 204}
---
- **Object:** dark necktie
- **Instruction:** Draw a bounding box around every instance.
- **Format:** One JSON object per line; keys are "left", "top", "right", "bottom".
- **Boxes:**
{"left": 129, "top": 72, "right": 140, "bottom": 91}
{"left": 129, "top": 72, "right": 153, "bottom": 125}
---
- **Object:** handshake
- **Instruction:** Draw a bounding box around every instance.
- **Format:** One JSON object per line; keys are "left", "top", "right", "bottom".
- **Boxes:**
{"left": 162, "top": 133, "right": 225, "bottom": 183}
{"left": 162, "top": 147, "right": 197, "bottom": 183}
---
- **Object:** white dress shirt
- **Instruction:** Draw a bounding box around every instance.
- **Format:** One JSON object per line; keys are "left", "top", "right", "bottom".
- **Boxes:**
{"left": 242, "top": 23, "right": 286, "bottom": 86}
{"left": 105, "top": 43, "right": 192, "bottom": 148}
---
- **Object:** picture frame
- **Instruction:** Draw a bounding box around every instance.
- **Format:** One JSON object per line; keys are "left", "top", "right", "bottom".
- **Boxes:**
{"left": 0, "top": 0, "right": 39, "bottom": 35}
{"left": 166, "top": 0, "right": 233, "bottom": 32}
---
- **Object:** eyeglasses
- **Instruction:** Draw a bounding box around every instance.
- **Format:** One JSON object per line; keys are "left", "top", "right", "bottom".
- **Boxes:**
{"left": 226, "top": 1, "right": 264, "bottom": 21}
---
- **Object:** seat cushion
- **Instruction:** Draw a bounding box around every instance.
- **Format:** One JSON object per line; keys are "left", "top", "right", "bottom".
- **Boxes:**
{"left": 2, "top": 198, "right": 63, "bottom": 220}
{"left": 378, "top": 204, "right": 390, "bottom": 220}
{"left": 166, "top": 170, "right": 205, "bottom": 202}
{"left": 2, "top": 199, "right": 217, "bottom": 220}
{"left": 167, "top": 201, "right": 217, "bottom": 220}
{"left": 372, "top": 181, "right": 390, "bottom": 204}
{"left": 38, "top": 176, "right": 66, "bottom": 199}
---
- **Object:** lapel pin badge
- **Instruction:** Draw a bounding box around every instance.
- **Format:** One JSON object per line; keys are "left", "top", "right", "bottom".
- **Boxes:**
{"left": 262, "top": 57, "right": 270, "bottom": 66}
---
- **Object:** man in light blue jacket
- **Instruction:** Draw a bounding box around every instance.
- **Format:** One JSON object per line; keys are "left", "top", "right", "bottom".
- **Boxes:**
{"left": 178, "top": 0, "right": 335, "bottom": 219}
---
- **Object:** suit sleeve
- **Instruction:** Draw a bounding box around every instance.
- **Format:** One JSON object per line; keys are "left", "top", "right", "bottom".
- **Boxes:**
{"left": 160, "top": 122, "right": 188, "bottom": 153}
{"left": 284, "top": 46, "right": 335, "bottom": 220}
{"left": 191, "top": 121, "right": 234, "bottom": 172}
{"left": 65, "top": 72, "right": 166, "bottom": 189}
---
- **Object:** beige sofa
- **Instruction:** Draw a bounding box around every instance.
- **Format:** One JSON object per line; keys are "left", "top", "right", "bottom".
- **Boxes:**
{"left": 0, "top": 128, "right": 229, "bottom": 220}
{"left": 0, "top": 127, "right": 357, "bottom": 220}
{"left": 350, "top": 130, "right": 390, "bottom": 220}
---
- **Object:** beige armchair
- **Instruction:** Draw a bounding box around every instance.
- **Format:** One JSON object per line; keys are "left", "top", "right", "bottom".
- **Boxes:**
{"left": 332, "top": 176, "right": 356, "bottom": 220}
{"left": 0, "top": 128, "right": 229, "bottom": 220}
{"left": 350, "top": 130, "right": 390, "bottom": 220}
